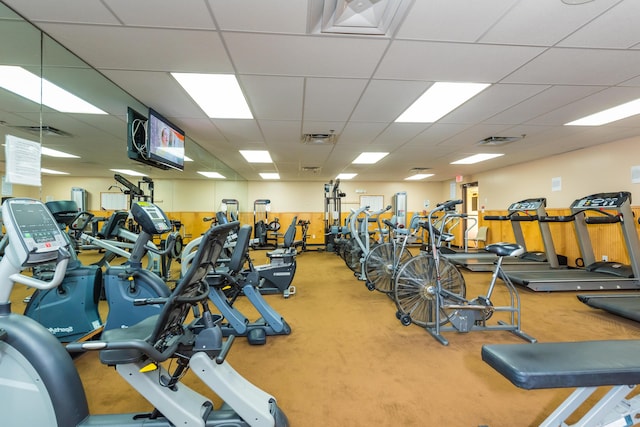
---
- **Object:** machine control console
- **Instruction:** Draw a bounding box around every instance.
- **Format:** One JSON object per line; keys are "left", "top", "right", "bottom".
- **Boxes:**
{"left": 2, "top": 198, "right": 68, "bottom": 266}
{"left": 131, "top": 201, "right": 172, "bottom": 235}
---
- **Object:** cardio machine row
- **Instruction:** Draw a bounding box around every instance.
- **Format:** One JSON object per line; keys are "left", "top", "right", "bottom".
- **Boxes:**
{"left": 0, "top": 197, "right": 290, "bottom": 427}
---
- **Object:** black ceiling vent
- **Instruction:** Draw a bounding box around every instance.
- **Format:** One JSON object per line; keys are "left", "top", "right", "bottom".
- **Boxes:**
{"left": 477, "top": 136, "right": 523, "bottom": 146}
{"left": 301, "top": 133, "right": 337, "bottom": 145}
{"left": 9, "top": 125, "right": 72, "bottom": 137}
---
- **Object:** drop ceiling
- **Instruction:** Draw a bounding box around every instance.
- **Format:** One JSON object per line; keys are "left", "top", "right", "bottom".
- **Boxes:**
{"left": 1, "top": 0, "right": 640, "bottom": 182}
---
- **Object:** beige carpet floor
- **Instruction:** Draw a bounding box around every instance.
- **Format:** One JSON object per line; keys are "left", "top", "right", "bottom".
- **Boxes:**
{"left": 16, "top": 248, "right": 640, "bottom": 426}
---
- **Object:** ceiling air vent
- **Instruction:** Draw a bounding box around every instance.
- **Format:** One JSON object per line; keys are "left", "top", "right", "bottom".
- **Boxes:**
{"left": 477, "top": 136, "right": 523, "bottom": 146}
{"left": 301, "top": 166, "right": 322, "bottom": 174}
{"left": 301, "top": 133, "right": 337, "bottom": 145}
{"left": 9, "top": 125, "right": 72, "bottom": 137}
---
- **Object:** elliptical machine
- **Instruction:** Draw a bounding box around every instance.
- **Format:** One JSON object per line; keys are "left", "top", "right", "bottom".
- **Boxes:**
{"left": 0, "top": 197, "right": 288, "bottom": 427}
{"left": 23, "top": 200, "right": 103, "bottom": 342}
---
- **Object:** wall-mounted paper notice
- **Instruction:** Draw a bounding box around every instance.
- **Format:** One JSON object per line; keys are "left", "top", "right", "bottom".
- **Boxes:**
{"left": 5, "top": 135, "right": 41, "bottom": 187}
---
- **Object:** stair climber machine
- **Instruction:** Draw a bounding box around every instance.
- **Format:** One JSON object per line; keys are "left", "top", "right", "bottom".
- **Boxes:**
{"left": 23, "top": 200, "right": 103, "bottom": 342}
{"left": 183, "top": 224, "right": 292, "bottom": 345}
{"left": 0, "top": 197, "right": 289, "bottom": 427}
{"left": 94, "top": 201, "right": 180, "bottom": 331}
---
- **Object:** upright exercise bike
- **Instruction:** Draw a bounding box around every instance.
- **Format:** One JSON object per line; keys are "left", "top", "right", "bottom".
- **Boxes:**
{"left": 0, "top": 197, "right": 288, "bottom": 427}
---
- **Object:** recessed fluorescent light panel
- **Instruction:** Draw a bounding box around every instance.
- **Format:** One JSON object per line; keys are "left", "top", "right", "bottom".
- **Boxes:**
{"left": 565, "top": 98, "right": 640, "bottom": 126}
{"left": 0, "top": 66, "right": 107, "bottom": 114}
{"left": 110, "top": 169, "right": 147, "bottom": 177}
{"left": 451, "top": 153, "right": 504, "bottom": 165}
{"left": 352, "top": 152, "right": 388, "bottom": 164}
{"left": 198, "top": 171, "right": 226, "bottom": 179}
{"left": 240, "top": 150, "right": 272, "bottom": 163}
{"left": 337, "top": 173, "right": 357, "bottom": 180}
{"left": 395, "top": 82, "right": 490, "bottom": 123}
{"left": 41, "top": 168, "right": 68, "bottom": 175}
{"left": 172, "top": 73, "right": 253, "bottom": 119}
{"left": 405, "top": 173, "right": 434, "bottom": 180}
{"left": 41, "top": 147, "right": 79, "bottom": 158}
{"left": 259, "top": 173, "right": 280, "bottom": 180}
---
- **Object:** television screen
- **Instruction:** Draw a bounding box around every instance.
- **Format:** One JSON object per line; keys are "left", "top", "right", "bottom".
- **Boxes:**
{"left": 147, "top": 108, "right": 185, "bottom": 171}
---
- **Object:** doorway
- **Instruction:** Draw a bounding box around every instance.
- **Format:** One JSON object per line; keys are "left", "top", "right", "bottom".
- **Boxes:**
{"left": 461, "top": 182, "right": 479, "bottom": 250}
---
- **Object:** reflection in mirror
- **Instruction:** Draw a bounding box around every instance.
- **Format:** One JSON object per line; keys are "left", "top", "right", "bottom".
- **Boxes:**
{"left": 0, "top": 1, "right": 244, "bottom": 184}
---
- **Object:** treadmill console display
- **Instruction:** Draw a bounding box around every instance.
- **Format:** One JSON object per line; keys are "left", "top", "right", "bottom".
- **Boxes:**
{"left": 508, "top": 198, "right": 545, "bottom": 212}
{"left": 572, "top": 192, "right": 631, "bottom": 209}
{"left": 131, "top": 201, "right": 172, "bottom": 234}
{"left": 2, "top": 199, "right": 68, "bottom": 265}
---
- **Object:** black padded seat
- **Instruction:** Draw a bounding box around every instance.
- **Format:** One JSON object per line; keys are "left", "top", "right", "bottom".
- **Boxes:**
{"left": 99, "top": 315, "right": 157, "bottom": 365}
{"left": 486, "top": 242, "right": 524, "bottom": 258}
{"left": 482, "top": 340, "right": 640, "bottom": 390}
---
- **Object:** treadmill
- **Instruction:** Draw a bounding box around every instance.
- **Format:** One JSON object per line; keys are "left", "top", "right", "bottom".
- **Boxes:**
{"left": 505, "top": 191, "right": 640, "bottom": 292}
{"left": 443, "top": 198, "right": 564, "bottom": 272}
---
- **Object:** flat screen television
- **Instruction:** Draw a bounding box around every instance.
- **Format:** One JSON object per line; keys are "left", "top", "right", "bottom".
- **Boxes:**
{"left": 146, "top": 108, "right": 185, "bottom": 171}
{"left": 126, "top": 107, "right": 158, "bottom": 167}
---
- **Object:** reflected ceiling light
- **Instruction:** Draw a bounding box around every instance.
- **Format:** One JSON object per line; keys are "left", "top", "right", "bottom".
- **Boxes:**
{"left": 395, "top": 82, "right": 490, "bottom": 123}
{"left": 240, "top": 150, "right": 272, "bottom": 163}
{"left": 451, "top": 153, "right": 503, "bottom": 164}
{"left": 41, "top": 168, "right": 68, "bottom": 175}
{"left": 337, "top": 173, "right": 357, "bottom": 180}
{"left": 405, "top": 173, "right": 434, "bottom": 180}
{"left": 352, "top": 152, "right": 388, "bottom": 164}
{"left": 259, "top": 172, "right": 280, "bottom": 180}
{"left": 184, "top": 155, "right": 193, "bottom": 162}
{"left": 41, "top": 147, "right": 79, "bottom": 158}
{"left": 565, "top": 98, "right": 640, "bottom": 126}
{"left": 172, "top": 73, "right": 253, "bottom": 119}
{"left": 110, "top": 168, "right": 147, "bottom": 177}
{"left": 198, "top": 171, "right": 226, "bottom": 179}
{"left": 0, "top": 66, "right": 107, "bottom": 114}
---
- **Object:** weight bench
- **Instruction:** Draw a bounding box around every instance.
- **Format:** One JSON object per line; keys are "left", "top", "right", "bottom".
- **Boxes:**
{"left": 481, "top": 340, "right": 640, "bottom": 426}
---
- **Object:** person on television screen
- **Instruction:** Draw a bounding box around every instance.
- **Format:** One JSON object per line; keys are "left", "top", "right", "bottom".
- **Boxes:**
{"left": 161, "top": 127, "right": 170, "bottom": 147}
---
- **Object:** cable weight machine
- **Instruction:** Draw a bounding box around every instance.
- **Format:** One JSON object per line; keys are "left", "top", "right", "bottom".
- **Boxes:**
{"left": 324, "top": 179, "right": 346, "bottom": 252}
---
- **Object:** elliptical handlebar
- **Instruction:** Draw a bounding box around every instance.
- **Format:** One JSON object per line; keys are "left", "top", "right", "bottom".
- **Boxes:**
{"left": 9, "top": 247, "right": 70, "bottom": 291}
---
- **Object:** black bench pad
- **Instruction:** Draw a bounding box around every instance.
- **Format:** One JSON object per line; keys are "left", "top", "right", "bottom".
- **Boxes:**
{"left": 482, "top": 340, "right": 640, "bottom": 390}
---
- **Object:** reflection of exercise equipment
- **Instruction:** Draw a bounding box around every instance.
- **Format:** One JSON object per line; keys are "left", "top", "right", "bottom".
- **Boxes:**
{"left": 220, "top": 198, "right": 239, "bottom": 222}
{"left": 0, "top": 198, "right": 289, "bottom": 426}
{"left": 324, "top": 179, "right": 346, "bottom": 252}
{"left": 255, "top": 217, "right": 298, "bottom": 297}
{"left": 24, "top": 200, "right": 103, "bottom": 343}
{"left": 347, "top": 205, "right": 392, "bottom": 281}
{"left": 394, "top": 200, "right": 535, "bottom": 346}
{"left": 253, "top": 199, "right": 279, "bottom": 248}
{"left": 483, "top": 340, "right": 640, "bottom": 427}
{"left": 198, "top": 224, "right": 292, "bottom": 345}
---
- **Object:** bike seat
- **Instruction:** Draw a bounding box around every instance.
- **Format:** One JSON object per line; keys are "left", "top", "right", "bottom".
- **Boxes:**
{"left": 486, "top": 242, "right": 524, "bottom": 257}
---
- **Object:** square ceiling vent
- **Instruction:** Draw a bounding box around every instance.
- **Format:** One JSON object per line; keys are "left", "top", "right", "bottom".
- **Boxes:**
{"left": 302, "top": 133, "right": 337, "bottom": 145}
{"left": 311, "top": 0, "right": 412, "bottom": 36}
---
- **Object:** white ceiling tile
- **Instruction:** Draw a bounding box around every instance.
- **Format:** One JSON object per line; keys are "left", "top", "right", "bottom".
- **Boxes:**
{"left": 36, "top": 23, "right": 230, "bottom": 72}
{"left": 480, "top": 0, "right": 622, "bottom": 46}
{"left": 396, "top": 0, "right": 518, "bottom": 42}
{"left": 484, "top": 85, "right": 607, "bottom": 125}
{"left": 350, "top": 79, "right": 430, "bottom": 122}
{"left": 375, "top": 41, "right": 545, "bottom": 82}
{"left": 240, "top": 75, "right": 304, "bottom": 121}
{"left": 558, "top": 0, "right": 640, "bottom": 48}
{"left": 442, "top": 84, "right": 550, "bottom": 124}
{"left": 303, "top": 78, "right": 368, "bottom": 122}
{"left": 223, "top": 32, "right": 389, "bottom": 77}
{"left": 5, "top": 0, "right": 119, "bottom": 24}
{"left": 211, "top": 119, "right": 263, "bottom": 144}
{"left": 208, "top": 0, "right": 308, "bottom": 34}
{"left": 105, "top": 0, "right": 216, "bottom": 29}
{"left": 503, "top": 47, "right": 640, "bottom": 86}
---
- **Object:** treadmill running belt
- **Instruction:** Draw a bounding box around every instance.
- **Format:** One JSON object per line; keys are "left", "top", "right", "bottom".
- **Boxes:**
{"left": 578, "top": 294, "right": 640, "bottom": 323}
